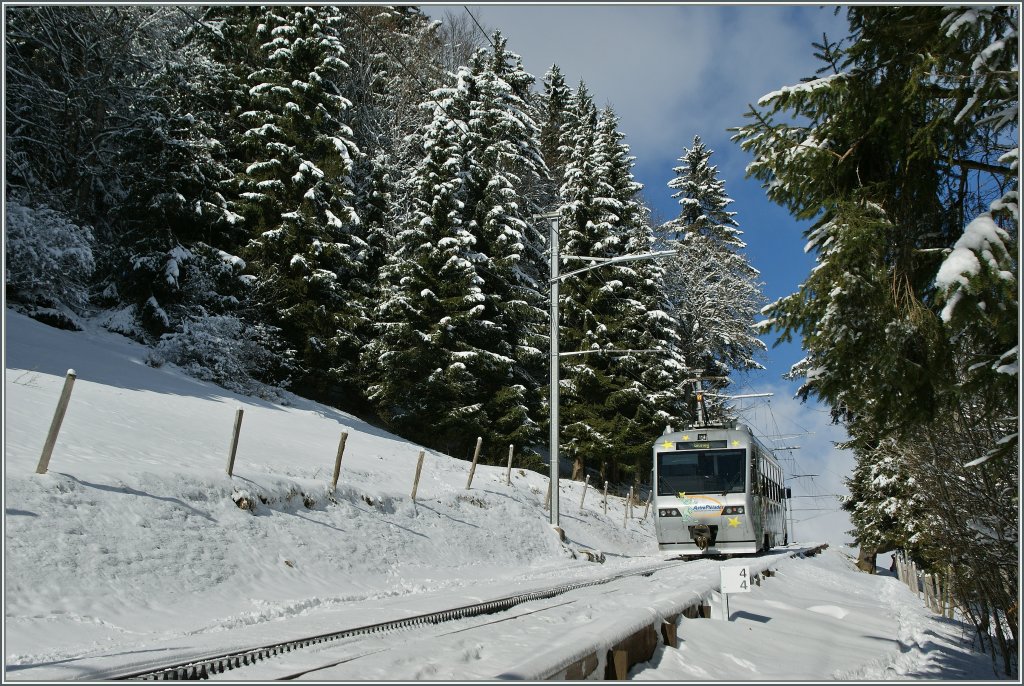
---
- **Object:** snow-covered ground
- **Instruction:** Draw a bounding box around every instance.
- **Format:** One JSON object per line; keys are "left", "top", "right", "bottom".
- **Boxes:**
{"left": 632, "top": 551, "right": 1001, "bottom": 681}
{"left": 3, "top": 310, "right": 1005, "bottom": 680}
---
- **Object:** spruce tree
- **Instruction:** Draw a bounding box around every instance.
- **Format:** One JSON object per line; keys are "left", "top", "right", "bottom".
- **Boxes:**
{"left": 461, "top": 34, "right": 549, "bottom": 457}
{"left": 210, "top": 6, "right": 364, "bottom": 401}
{"left": 536, "top": 64, "right": 572, "bottom": 206}
{"left": 554, "top": 88, "right": 682, "bottom": 484}
{"left": 364, "top": 36, "right": 549, "bottom": 459}
{"left": 664, "top": 135, "right": 742, "bottom": 247}
{"left": 362, "top": 65, "right": 480, "bottom": 453}
{"left": 661, "top": 136, "right": 766, "bottom": 380}
{"left": 594, "top": 107, "right": 689, "bottom": 481}
{"left": 555, "top": 84, "right": 621, "bottom": 480}
{"left": 336, "top": 6, "right": 438, "bottom": 410}
{"left": 732, "top": 7, "right": 1017, "bottom": 670}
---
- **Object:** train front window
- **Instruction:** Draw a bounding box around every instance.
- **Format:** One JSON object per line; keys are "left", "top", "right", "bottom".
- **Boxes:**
{"left": 656, "top": 450, "right": 746, "bottom": 496}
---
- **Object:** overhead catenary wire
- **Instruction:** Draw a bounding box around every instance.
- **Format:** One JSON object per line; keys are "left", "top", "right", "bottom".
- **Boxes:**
{"left": 731, "top": 384, "right": 844, "bottom": 513}
{"left": 463, "top": 5, "right": 496, "bottom": 50}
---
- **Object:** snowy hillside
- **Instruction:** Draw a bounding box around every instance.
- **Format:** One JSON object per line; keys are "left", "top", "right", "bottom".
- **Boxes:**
{"left": 3, "top": 310, "right": 1003, "bottom": 680}
{"left": 4, "top": 310, "right": 657, "bottom": 669}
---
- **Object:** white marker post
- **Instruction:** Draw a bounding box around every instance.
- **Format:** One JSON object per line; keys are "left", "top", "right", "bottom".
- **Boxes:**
{"left": 505, "top": 444, "right": 514, "bottom": 485}
{"left": 719, "top": 565, "right": 751, "bottom": 621}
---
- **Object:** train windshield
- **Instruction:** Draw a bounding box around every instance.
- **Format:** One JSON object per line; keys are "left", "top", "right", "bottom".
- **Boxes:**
{"left": 656, "top": 449, "right": 746, "bottom": 496}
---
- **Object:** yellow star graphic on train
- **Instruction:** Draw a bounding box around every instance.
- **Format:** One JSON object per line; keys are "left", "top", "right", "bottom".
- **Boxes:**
{"left": 728, "top": 517, "right": 741, "bottom": 528}
{"left": 682, "top": 434, "right": 690, "bottom": 441}
{"left": 731, "top": 440, "right": 740, "bottom": 446}
{"left": 661, "top": 440, "right": 672, "bottom": 449}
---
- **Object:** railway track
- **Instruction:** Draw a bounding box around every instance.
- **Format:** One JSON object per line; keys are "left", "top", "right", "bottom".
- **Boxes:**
{"left": 108, "top": 545, "right": 827, "bottom": 681}
{"left": 112, "top": 560, "right": 676, "bottom": 680}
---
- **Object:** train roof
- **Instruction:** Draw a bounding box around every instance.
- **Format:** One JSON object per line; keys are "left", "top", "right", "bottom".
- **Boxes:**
{"left": 655, "top": 424, "right": 779, "bottom": 453}
{"left": 657, "top": 422, "right": 753, "bottom": 440}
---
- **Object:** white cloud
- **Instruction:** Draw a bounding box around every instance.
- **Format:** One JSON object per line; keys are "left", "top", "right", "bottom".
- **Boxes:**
{"left": 455, "top": 5, "right": 846, "bottom": 179}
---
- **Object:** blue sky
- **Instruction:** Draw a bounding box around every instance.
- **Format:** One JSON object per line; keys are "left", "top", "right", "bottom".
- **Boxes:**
{"left": 427, "top": 3, "right": 855, "bottom": 543}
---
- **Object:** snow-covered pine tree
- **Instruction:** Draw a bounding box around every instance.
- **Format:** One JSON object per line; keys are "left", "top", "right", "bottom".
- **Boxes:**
{"left": 333, "top": 6, "right": 439, "bottom": 412}
{"left": 364, "top": 34, "right": 549, "bottom": 460}
{"left": 461, "top": 33, "right": 549, "bottom": 457}
{"left": 592, "top": 107, "right": 689, "bottom": 482}
{"left": 554, "top": 84, "right": 620, "bottom": 481}
{"left": 535, "top": 64, "right": 572, "bottom": 206}
{"left": 555, "top": 86, "right": 683, "bottom": 484}
{"left": 841, "top": 435, "right": 923, "bottom": 559}
{"left": 110, "top": 40, "right": 248, "bottom": 341}
{"left": 213, "top": 6, "right": 364, "bottom": 401}
{"left": 664, "top": 135, "right": 742, "bottom": 246}
{"left": 361, "top": 65, "right": 482, "bottom": 454}
{"left": 661, "top": 136, "right": 766, "bottom": 382}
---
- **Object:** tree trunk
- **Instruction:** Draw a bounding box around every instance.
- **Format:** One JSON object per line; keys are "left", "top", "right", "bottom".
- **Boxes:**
{"left": 856, "top": 546, "right": 878, "bottom": 574}
{"left": 571, "top": 455, "right": 585, "bottom": 481}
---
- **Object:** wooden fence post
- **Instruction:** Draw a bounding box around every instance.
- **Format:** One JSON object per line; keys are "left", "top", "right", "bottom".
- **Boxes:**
{"left": 946, "top": 566, "right": 955, "bottom": 619}
{"left": 411, "top": 450, "right": 426, "bottom": 501}
{"left": 330, "top": 431, "right": 349, "bottom": 491}
{"left": 466, "top": 436, "right": 483, "bottom": 490}
{"left": 579, "top": 474, "right": 590, "bottom": 511}
{"left": 603, "top": 481, "right": 608, "bottom": 515}
{"left": 35, "top": 369, "right": 77, "bottom": 474}
{"left": 936, "top": 575, "right": 944, "bottom": 612}
{"left": 641, "top": 491, "right": 652, "bottom": 522}
{"left": 506, "top": 444, "right": 514, "bottom": 485}
{"left": 544, "top": 480, "right": 551, "bottom": 511}
{"left": 226, "top": 408, "right": 243, "bottom": 477}
{"left": 623, "top": 487, "right": 633, "bottom": 528}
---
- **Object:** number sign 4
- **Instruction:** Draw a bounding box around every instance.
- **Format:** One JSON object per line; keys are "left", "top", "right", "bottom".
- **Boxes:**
{"left": 720, "top": 566, "right": 752, "bottom": 594}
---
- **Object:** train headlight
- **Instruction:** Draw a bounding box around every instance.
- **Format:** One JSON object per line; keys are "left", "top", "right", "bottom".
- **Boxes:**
{"left": 658, "top": 508, "right": 682, "bottom": 517}
{"left": 722, "top": 506, "right": 745, "bottom": 515}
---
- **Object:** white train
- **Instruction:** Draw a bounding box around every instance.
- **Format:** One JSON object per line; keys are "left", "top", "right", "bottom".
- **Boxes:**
{"left": 652, "top": 423, "right": 788, "bottom": 556}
